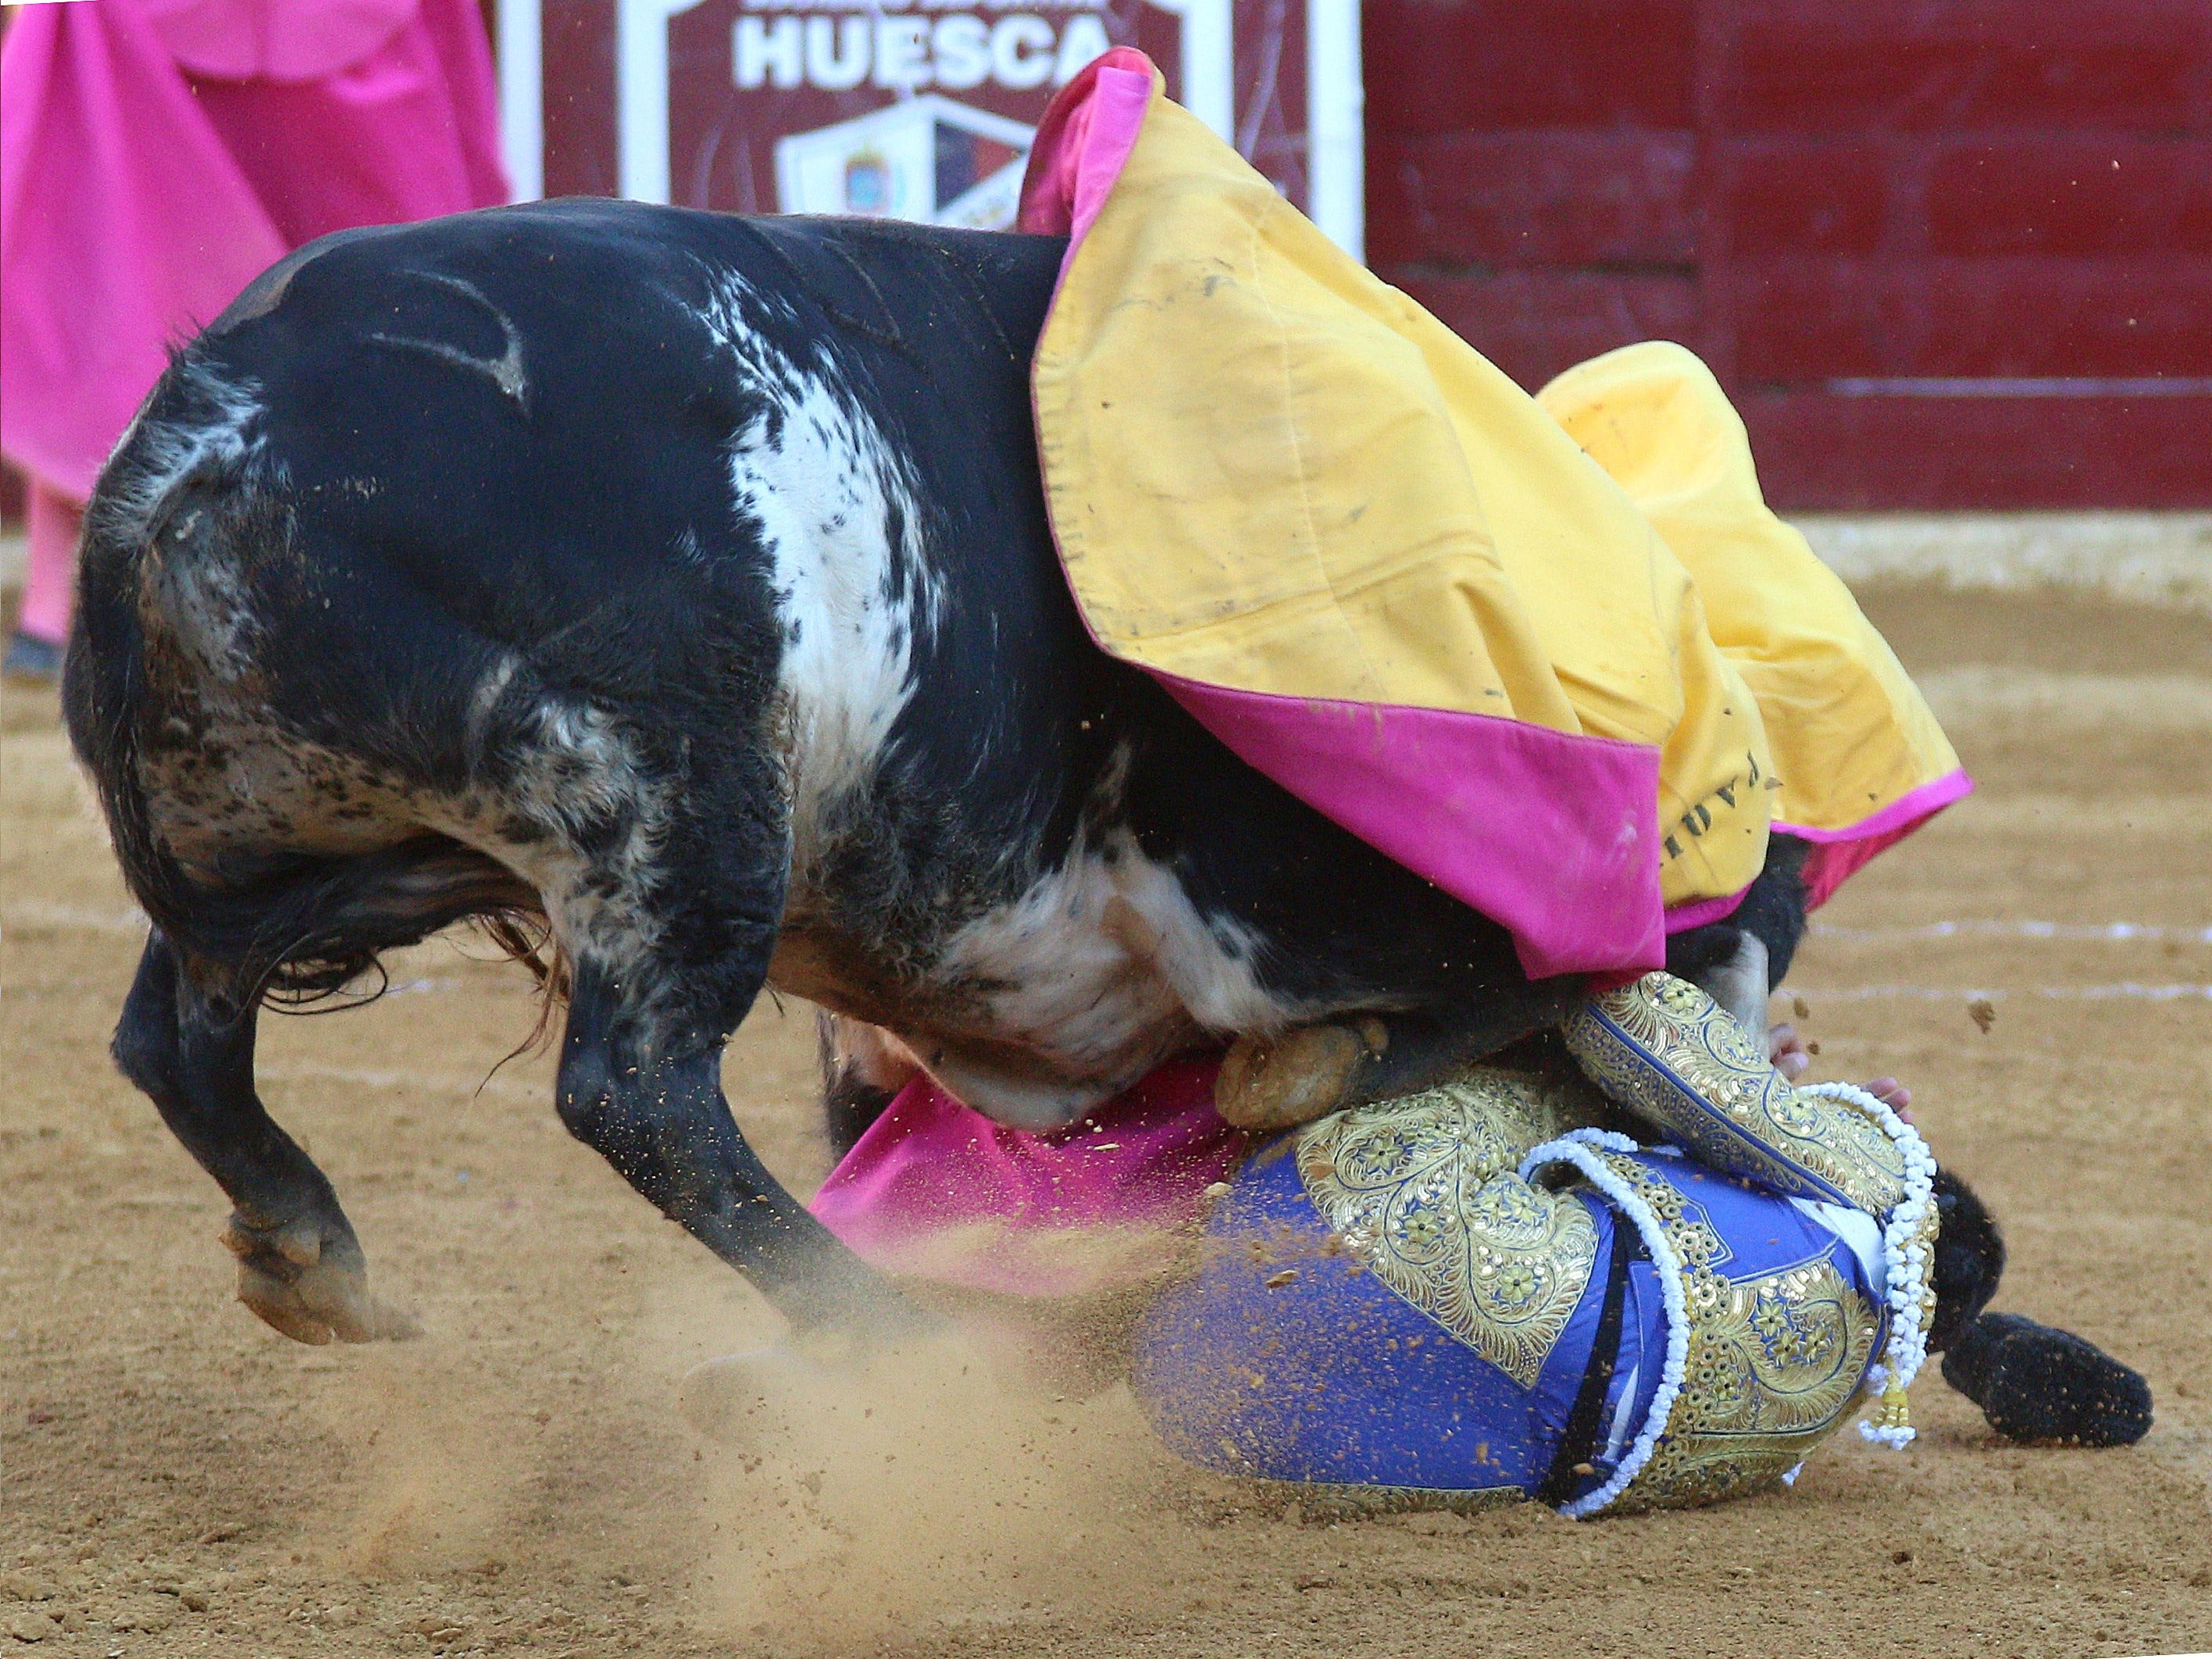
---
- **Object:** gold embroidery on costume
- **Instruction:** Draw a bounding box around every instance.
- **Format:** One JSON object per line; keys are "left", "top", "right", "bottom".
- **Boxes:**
{"left": 1297, "top": 1074, "right": 1599, "bottom": 1388}
{"left": 1565, "top": 973, "right": 1907, "bottom": 1215}
{"left": 1593, "top": 1154, "right": 1884, "bottom": 1512}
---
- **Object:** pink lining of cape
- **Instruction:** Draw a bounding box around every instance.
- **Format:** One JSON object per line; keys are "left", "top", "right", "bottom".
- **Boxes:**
{"left": 1657, "top": 768, "right": 1975, "bottom": 927}
{"left": 1664, "top": 886, "right": 1751, "bottom": 935}
{"left": 1158, "top": 674, "right": 1665, "bottom": 979}
{"left": 1015, "top": 48, "right": 1154, "bottom": 265}
{"left": 1781, "top": 769, "right": 1975, "bottom": 910}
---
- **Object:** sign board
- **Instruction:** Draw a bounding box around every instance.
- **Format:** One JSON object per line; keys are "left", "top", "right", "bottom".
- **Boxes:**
{"left": 497, "top": 0, "right": 1363, "bottom": 256}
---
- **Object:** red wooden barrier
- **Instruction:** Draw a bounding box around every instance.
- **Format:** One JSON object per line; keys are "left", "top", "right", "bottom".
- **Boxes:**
{"left": 6, "top": 2, "right": 2200, "bottom": 520}
{"left": 1365, "top": 0, "right": 2212, "bottom": 508}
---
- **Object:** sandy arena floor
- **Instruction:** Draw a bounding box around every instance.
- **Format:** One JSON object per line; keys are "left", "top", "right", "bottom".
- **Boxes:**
{"left": 3, "top": 581, "right": 2210, "bottom": 1657}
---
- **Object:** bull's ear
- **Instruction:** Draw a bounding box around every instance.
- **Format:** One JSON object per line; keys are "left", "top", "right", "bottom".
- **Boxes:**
{"left": 1927, "top": 1168, "right": 2005, "bottom": 1352}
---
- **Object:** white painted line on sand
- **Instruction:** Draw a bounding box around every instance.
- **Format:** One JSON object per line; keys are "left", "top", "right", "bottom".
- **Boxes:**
{"left": 1812, "top": 920, "right": 2212, "bottom": 944}
{"left": 1792, "top": 983, "right": 2212, "bottom": 1003}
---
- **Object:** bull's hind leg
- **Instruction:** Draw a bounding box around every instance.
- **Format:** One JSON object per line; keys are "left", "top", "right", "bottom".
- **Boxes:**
{"left": 113, "top": 931, "right": 419, "bottom": 1343}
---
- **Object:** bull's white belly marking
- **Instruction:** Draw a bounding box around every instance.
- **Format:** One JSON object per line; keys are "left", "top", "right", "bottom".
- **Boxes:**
{"left": 929, "top": 829, "right": 1294, "bottom": 1129}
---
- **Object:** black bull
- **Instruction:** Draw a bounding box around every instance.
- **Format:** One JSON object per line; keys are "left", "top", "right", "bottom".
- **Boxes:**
{"left": 66, "top": 199, "right": 1821, "bottom": 1343}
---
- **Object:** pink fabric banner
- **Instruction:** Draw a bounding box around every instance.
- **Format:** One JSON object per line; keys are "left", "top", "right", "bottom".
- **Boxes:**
{"left": 0, "top": 0, "right": 505, "bottom": 500}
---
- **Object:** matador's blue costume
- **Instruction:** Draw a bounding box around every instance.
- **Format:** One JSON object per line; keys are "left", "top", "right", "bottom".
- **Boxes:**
{"left": 1132, "top": 974, "right": 1939, "bottom": 1516}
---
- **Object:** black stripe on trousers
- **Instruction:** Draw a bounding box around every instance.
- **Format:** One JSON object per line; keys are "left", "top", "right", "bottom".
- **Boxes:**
{"left": 1535, "top": 1221, "right": 1650, "bottom": 1506}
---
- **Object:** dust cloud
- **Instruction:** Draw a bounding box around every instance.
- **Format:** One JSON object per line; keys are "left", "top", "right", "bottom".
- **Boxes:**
{"left": 681, "top": 1326, "right": 1197, "bottom": 1645}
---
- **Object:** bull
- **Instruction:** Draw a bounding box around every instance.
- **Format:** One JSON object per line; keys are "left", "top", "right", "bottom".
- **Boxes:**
{"left": 59, "top": 200, "right": 1952, "bottom": 1351}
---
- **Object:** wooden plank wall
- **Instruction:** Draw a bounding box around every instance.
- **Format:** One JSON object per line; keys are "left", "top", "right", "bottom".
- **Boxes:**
{"left": 1365, "top": 0, "right": 2212, "bottom": 508}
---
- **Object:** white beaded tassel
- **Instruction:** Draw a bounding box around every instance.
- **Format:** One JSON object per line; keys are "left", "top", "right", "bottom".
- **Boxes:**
{"left": 1803, "top": 1081, "right": 1939, "bottom": 1447}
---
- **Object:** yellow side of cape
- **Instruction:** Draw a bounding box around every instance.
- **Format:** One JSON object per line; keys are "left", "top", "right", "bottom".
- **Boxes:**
{"left": 1534, "top": 346, "right": 1961, "bottom": 837}
{"left": 1031, "top": 87, "right": 1957, "bottom": 904}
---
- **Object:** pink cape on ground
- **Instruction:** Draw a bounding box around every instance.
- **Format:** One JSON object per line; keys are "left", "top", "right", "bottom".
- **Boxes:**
{"left": 1, "top": 0, "right": 505, "bottom": 501}
{"left": 811, "top": 1056, "right": 1250, "bottom": 1297}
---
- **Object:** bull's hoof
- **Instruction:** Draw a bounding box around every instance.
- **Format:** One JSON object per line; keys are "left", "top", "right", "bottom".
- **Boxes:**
{"left": 221, "top": 1213, "right": 422, "bottom": 1345}
{"left": 1215, "top": 1021, "right": 1386, "bottom": 1133}
{"left": 1940, "top": 1311, "right": 2152, "bottom": 1447}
